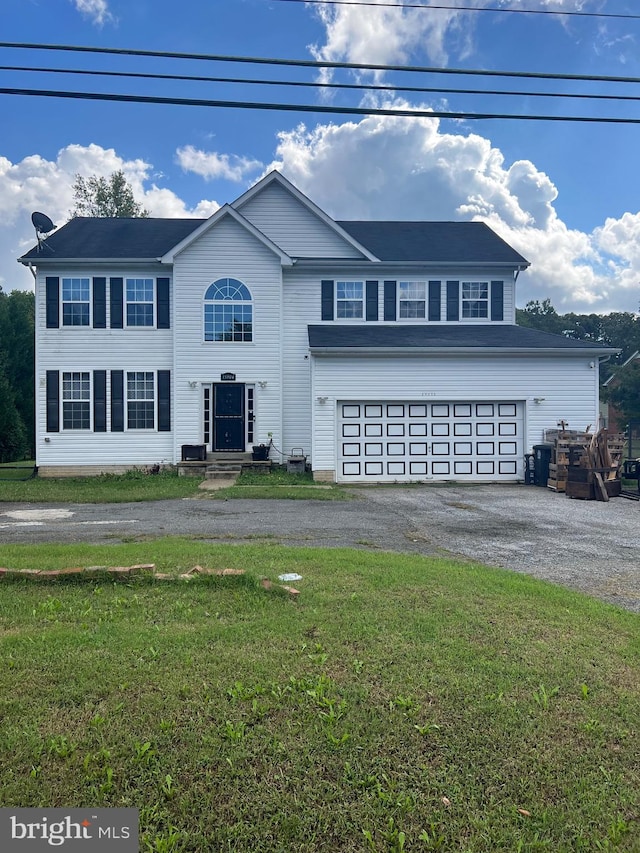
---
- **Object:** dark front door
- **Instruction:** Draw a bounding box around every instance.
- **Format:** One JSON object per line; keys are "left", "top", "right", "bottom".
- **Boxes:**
{"left": 213, "top": 383, "right": 245, "bottom": 451}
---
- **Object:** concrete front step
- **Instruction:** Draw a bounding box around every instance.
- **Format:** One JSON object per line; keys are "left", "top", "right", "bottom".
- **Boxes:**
{"left": 205, "top": 467, "right": 242, "bottom": 480}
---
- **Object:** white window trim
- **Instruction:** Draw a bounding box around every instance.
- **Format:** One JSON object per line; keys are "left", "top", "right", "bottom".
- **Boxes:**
{"left": 61, "top": 276, "right": 92, "bottom": 328}
{"left": 335, "top": 280, "right": 365, "bottom": 321}
{"left": 397, "top": 280, "right": 427, "bottom": 321}
{"left": 125, "top": 277, "right": 156, "bottom": 330}
{"left": 460, "top": 281, "right": 490, "bottom": 322}
{"left": 203, "top": 277, "right": 254, "bottom": 343}
{"left": 61, "top": 370, "right": 92, "bottom": 431}
{"left": 126, "top": 370, "right": 156, "bottom": 431}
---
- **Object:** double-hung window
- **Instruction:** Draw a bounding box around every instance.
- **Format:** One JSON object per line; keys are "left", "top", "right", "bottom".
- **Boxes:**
{"left": 336, "top": 281, "right": 363, "bottom": 319}
{"left": 62, "top": 278, "right": 90, "bottom": 326}
{"left": 62, "top": 372, "right": 90, "bottom": 429}
{"left": 127, "top": 371, "right": 155, "bottom": 429}
{"left": 398, "top": 281, "right": 426, "bottom": 319}
{"left": 461, "top": 282, "right": 489, "bottom": 318}
{"left": 126, "top": 278, "right": 154, "bottom": 327}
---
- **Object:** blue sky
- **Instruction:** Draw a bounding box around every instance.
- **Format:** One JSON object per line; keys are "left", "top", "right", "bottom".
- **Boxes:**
{"left": 2, "top": 0, "right": 640, "bottom": 312}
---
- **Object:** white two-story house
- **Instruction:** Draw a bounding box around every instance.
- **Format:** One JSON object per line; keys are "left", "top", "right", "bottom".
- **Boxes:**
{"left": 20, "top": 170, "right": 614, "bottom": 482}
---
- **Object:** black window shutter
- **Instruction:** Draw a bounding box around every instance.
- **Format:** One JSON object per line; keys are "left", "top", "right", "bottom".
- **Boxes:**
{"left": 446, "top": 281, "right": 459, "bottom": 321}
{"left": 157, "top": 370, "right": 171, "bottom": 432}
{"left": 491, "top": 280, "right": 504, "bottom": 321}
{"left": 383, "top": 281, "right": 397, "bottom": 321}
{"left": 93, "top": 370, "right": 107, "bottom": 432}
{"left": 428, "top": 280, "right": 441, "bottom": 321}
{"left": 157, "top": 278, "right": 170, "bottom": 329}
{"left": 111, "top": 370, "right": 124, "bottom": 432}
{"left": 93, "top": 277, "right": 106, "bottom": 328}
{"left": 45, "top": 277, "right": 59, "bottom": 329}
{"left": 46, "top": 370, "right": 59, "bottom": 432}
{"left": 365, "top": 280, "right": 378, "bottom": 321}
{"left": 321, "top": 280, "right": 334, "bottom": 320}
{"left": 110, "top": 278, "right": 123, "bottom": 329}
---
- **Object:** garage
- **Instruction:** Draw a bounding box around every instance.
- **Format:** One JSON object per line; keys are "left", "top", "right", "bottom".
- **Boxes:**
{"left": 337, "top": 400, "right": 524, "bottom": 482}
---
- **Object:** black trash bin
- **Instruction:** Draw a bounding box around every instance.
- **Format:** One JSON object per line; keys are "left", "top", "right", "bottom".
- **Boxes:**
{"left": 524, "top": 453, "right": 536, "bottom": 485}
{"left": 532, "top": 444, "right": 552, "bottom": 487}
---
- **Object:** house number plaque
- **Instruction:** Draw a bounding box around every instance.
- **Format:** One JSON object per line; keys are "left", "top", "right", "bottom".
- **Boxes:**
{"left": 220, "top": 372, "right": 236, "bottom": 381}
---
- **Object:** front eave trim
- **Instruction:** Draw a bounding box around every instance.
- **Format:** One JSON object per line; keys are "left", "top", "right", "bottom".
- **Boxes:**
{"left": 18, "top": 257, "right": 169, "bottom": 266}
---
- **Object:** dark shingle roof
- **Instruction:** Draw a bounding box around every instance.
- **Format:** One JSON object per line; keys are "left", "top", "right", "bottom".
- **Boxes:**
{"left": 20, "top": 217, "right": 205, "bottom": 260}
{"left": 20, "top": 216, "right": 529, "bottom": 266}
{"left": 337, "top": 221, "right": 529, "bottom": 265}
{"left": 308, "top": 325, "right": 615, "bottom": 352}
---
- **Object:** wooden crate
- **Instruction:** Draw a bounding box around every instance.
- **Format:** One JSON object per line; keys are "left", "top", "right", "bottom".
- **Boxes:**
{"left": 566, "top": 479, "right": 621, "bottom": 500}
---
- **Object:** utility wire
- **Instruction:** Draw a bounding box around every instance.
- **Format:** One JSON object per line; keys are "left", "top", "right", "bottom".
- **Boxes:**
{"left": 275, "top": 0, "right": 640, "bottom": 21}
{"left": 4, "top": 64, "right": 640, "bottom": 104}
{"left": 299, "top": 0, "right": 640, "bottom": 21}
{"left": 2, "top": 41, "right": 640, "bottom": 86}
{"left": 2, "top": 85, "right": 640, "bottom": 123}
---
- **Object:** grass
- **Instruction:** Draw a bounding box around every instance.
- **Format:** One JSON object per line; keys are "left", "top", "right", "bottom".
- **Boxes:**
{"left": 0, "top": 465, "right": 348, "bottom": 503}
{"left": 0, "top": 539, "right": 638, "bottom": 851}
{"left": 214, "top": 467, "right": 349, "bottom": 501}
{"left": 0, "top": 460, "right": 36, "bottom": 482}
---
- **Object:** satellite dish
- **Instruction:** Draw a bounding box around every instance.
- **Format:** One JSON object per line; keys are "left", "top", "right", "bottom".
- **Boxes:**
{"left": 31, "top": 211, "right": 56, "bottom": 253}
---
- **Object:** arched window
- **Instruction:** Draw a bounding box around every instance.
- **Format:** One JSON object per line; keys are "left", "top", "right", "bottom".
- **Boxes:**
{"left": 204, "top": 278, "right": 253, "bottom": 342}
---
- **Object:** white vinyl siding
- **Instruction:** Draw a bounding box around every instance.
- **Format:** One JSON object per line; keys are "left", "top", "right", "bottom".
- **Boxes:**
{"left": 35, "top": 267, "right": 173, "bottom": 467}
{"left": 237, "top": 181, "right": 366, "bottom": 259}
{"left": 311, "top": 354, "right": 600, "bottom": 481}
{"left": 171, "top": 215, "right": 283, "bottom": 454}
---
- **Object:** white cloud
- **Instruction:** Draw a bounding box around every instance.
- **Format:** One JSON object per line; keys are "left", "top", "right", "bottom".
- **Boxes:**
{"left": 176, "top": 147, "right": 263, "bottom": 182}
{"left": 310, "top": 1, "right": 613, "bottom": 80}
{"left": 267, "top": 108, "right": 639, "bottom": 312}
{"left": 71, "top": 0, "right": 114, "bottom": 27}
{"left": 0, "top": 144, "right": 218, "bottom": 292}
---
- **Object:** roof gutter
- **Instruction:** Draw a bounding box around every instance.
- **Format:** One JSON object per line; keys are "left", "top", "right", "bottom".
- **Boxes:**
{"left": 295, "top": 259, "right": 530, "bottom": 269}
{"left": 309, "top": 346, "right": 620, "bottom": 356}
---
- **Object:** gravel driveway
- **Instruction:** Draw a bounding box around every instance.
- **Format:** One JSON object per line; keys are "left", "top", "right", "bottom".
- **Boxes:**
{"left": 1, "top": 484, "right": 639, "bottom": 613}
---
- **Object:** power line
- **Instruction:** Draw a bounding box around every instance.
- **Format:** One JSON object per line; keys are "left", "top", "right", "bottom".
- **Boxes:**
{"left": 274, "top": 0, "right": 640, "bottom": 21}
{"left": 2, "top": 85, "right": 640, "bottom": 123}
{"left": 4, "top": 63, "right": 640, "bottom": 104}
{"left": 2, "top": 41, "right": 640, "bottom": 86}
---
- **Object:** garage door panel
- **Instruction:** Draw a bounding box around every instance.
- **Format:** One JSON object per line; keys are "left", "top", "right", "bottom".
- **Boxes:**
{"left": 337, "top": 399, "right": 523, "bottom": 482}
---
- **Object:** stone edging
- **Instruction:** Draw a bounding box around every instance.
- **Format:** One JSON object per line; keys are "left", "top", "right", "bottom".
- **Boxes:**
{"left": 0, "top": 563, "right": 300, "bottom": 597}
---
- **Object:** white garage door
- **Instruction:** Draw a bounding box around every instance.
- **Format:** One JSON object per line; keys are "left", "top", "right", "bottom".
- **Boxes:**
{"left": 337, "top": 400, "right": 523, "bottom": 482}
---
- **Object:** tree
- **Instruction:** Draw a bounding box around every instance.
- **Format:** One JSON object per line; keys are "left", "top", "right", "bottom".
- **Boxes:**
{"left": 605, "top": 360, "right": 640, "bottom": 425}
{"left": 516, "top": 299, "right": 566, "bottom": 335}
{"left": 71, "top": 170, "right": 149, "bottom": 218}
{"left": 0, "top": 287, "right": 34, "bottom": 457}
{"left": 0, "top": 355, "right": 27, "bottom": 463}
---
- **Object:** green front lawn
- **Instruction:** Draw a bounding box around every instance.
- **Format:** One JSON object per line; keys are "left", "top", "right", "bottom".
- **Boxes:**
{"left": 0, "top": 466, "right": 347, "bottom": 502}
{"left": 0, "top": 540, "right": 638, "bottom": 851}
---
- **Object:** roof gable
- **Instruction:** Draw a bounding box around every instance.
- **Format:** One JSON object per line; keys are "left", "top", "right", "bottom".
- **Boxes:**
{"left": 233, "top": 171, "right": 378, "bottom": 261}
{"left": 160, "top": 204, "right": 293, "bottom": 265}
